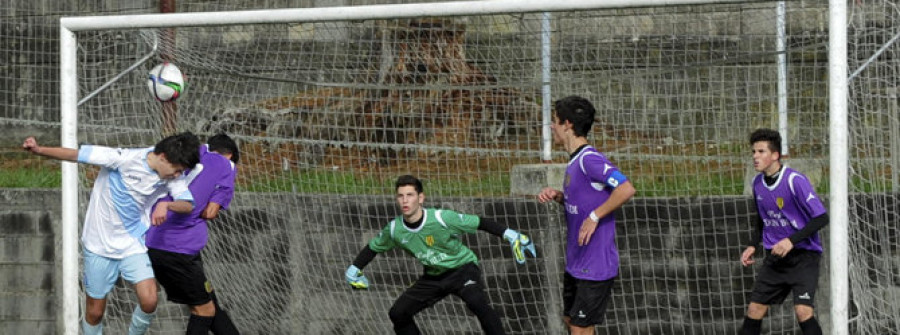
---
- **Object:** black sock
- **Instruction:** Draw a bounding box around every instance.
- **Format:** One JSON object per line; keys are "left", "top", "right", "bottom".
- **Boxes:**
{"left": 208, "top": 292, "right": 240, "bottom": 335}
{"left": 740, "top": 317, "right": 762, "bottom": 335}
{"left": 210, "top": 309, "right": 240, "bottom": 335}
{"left": 799, "top": 317, "right": 822, "bottom": 335}
{"left": 187, "top": 314, "right": 214, "bottom": 335}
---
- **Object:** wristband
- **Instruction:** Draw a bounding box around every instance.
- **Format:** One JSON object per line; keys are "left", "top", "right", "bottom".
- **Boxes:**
{"left": 589, "top": 211, "right": 600, "bottom": 223}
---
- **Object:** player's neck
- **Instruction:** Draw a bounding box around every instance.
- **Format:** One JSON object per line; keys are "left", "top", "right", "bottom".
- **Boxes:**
{"left": 564, "top": 137, "right": 589, "bottom": 155}
{"left": 764, "top": 162, "right": 783, "bottom": 177}
{"left": 404, "top": 208, "right": 424, "bottom": 224}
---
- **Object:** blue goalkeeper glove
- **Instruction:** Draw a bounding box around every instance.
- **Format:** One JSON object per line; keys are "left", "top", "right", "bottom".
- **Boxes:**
{"left": 345, "top": 265, "right": 369, "bottom": 289}
{"left": 503, "top": 229, "right": 536, "bottom": 264}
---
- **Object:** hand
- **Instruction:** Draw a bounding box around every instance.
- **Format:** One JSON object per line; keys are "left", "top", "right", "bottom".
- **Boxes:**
{"left": 22, "top": 137, "right": 39, "bottom": 154}
{"left": 345, "top": 265, "right": 369, "bottom": 289}
{"left": 151, "top": 202, "right": 170, "bottom": 226}
{"left": 537, "top": 187, "right": 562, "bottom": 204}
{"left": 771, "top": 238, "right": 793, "bottom": 257}
{"left": 740, "top": 246, "right": 756, "bottom": 267}
{"left": 503, "top": 229, "right": 537, "bottom": 264}
{"left": 578, "top": 216, "right": 598, "bottom": 246}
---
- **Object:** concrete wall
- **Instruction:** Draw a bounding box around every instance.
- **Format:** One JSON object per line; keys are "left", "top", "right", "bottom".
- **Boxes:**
{"left": 0, "top": 187, "right": 846, "bottom": 334}
{"left": 0, "top": 189, "right": 59, "bottom": 334}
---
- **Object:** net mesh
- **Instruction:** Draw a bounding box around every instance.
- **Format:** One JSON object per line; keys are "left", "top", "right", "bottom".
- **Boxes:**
{"left": 2, "top": 0, "right": 896, "bottom": 334}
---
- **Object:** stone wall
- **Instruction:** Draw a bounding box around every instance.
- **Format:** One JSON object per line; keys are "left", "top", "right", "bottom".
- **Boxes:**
{"left": 0, "top": 188, "right": 846, "bottom": 334}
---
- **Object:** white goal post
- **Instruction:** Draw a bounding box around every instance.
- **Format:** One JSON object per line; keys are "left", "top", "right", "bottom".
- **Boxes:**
{"left": 59, "top": 0, "right": 852, "bottom": 334}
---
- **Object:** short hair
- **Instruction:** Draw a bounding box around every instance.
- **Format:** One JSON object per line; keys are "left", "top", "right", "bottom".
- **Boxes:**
{"left": 154, "top": 132, "right": 200, "bottom": 168}
{"left": 395, "top": 175, "right": 423, "bottom": 194}
{"left": 208, "top": 133, "right": 240, "bottom": 163}
{"left": 749, "top": 128, "right": 782, "bottom": 156}
{"left": 554, "top": 95, "right": 597, "bottom": 137}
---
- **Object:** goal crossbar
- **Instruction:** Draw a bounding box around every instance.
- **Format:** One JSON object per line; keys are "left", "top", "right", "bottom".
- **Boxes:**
{"left": 60, "top": 0, "right": 769, "bottom": 31}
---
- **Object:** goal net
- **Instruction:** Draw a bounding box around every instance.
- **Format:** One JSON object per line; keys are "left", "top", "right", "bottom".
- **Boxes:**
{"left": 56, "top": 0, "right": 896, "bottom": 334}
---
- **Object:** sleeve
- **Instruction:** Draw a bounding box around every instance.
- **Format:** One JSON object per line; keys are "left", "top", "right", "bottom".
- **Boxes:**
{"left": 789, "top": 173, "right": 827, "bottom": 219}
{"left": 76, "top": 145, "right": 129, "bottom": 169}
{"left": 581, "top": 153, "right": 628, "bottom": 189}
{"left": 789, "top": 213, "right": 829, "bottom": 244}
{"left": 167, "top": 174, "right": 195, "bottom": 204}
{"left": 208, "top": 164, "right": 236, "bottom": 210}
{"left": 476, "top": 217, "right": 507, "bottom": 237}
{"left": 438, "top": 209, "right": 480, "bottom": 234}
{"left": 368, "top": 221, "right": 398, "bottom": 253}
{"left": 351, "top": 245, "right": 379, "bottom": 269}
{"left": 747, "top": 188, "right": 764, "bottom": 248}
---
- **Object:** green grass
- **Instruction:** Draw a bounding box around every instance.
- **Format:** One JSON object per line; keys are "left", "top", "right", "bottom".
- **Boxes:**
{"left": 1, "top": 165, "right": 891, "bottom": 197}
{"left": 0, "top": 165, "right": 61, "bottom": 188}
{"left": 243, "top": 169, "right": 511, "bottom": 196}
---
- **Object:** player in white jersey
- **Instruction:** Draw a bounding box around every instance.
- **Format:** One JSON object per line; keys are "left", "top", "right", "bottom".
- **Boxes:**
{"left": 23, "top": 132, "right": 201, "bottom": 335}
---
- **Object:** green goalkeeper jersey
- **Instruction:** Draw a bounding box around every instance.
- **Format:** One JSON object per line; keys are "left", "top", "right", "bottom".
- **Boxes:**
{"left": 369, "top": 208, "right": 480, "bottom": 276}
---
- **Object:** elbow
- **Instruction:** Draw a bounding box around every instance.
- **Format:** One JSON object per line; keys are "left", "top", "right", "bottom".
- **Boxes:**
{"left": 622, "top": 181, "right": 637, "bottom": 200}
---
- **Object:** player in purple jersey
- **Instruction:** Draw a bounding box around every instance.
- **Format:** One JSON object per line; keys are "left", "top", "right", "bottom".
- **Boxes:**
{"left": 537, "top": 96, "right": 635, "bottom": 335}
{"left": 740, "top": 128, "right": 828, "bottom": 335}
{"left": 147, "top": 134, "right": 241, "bottom": 335}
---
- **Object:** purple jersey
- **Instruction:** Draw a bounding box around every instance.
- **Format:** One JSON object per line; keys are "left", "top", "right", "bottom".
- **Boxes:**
{"left": 146, "top": 145, "right": 236, "bottom": 255}
{"left": 752, "top": 167, "right": 826, "bottom": 253}
{"left": 563, "top": 146, "right": 629, "bottom": 281}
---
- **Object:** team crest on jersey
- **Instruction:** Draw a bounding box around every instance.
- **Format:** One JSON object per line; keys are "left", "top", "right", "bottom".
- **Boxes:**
{"left": 425, "top": 235, "right": 435, "bottom": 247}
{"left": 776, "top": 197, "right": 784, "bottom": 209}
{"left": 565, "top": 174, "right": 571, "bottom": 188}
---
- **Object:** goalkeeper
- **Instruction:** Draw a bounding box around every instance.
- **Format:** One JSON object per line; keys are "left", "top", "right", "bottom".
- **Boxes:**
{"left": 345, "top": 174, "right": 536, "bottom": 335}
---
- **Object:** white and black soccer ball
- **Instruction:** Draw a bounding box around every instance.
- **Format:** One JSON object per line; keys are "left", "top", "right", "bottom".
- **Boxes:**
{"left": 147, "top": 62, "right": 185, "bottom": 102}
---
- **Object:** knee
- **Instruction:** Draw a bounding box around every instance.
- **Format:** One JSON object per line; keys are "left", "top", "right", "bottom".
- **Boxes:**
{"left": 747, "top": 302, "right": 768, "bottom": 319}
{"left": 138, "top": 293, "right": 158, "bottom": 313}
{"left": 388, "top": 305, "right": 413, "bottom": 324}
{"left": 191, "top": 301, "right": 216, "bottom": 317}
{"left": 794, "top": 305, "right": 814, "bottom": 322}
{"left": 85, "top": 304, "right": 105, "bottom": 324}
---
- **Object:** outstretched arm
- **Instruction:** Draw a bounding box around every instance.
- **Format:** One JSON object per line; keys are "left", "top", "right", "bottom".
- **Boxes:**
{"left": 22, "top": 137, "right": 78, "bottom": 162}
{"left": 478, "top": 218, "right": 537, "bottom": 264}
{"left": 346, "top": 245, "right": 378, "bottom": 289}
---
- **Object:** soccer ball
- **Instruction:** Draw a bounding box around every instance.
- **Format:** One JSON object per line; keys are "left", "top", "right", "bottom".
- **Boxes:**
{"left": 147, "top": 62, "right": 185, "bottom": 102}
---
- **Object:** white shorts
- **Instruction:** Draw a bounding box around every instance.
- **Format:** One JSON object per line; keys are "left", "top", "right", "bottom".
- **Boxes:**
{"left": 83, "top": 249, "right": 155, "bottom": 299}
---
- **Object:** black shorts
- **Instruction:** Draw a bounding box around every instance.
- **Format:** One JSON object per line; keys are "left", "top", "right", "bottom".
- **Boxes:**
{"left": 402, "top": 262, "right": 485, "bottom": 307}
{"left": 749, "top": 248, "right": 821, "bottom": 307}
{"left": 147, "top": 248, "right": 214, "bottom": 306}
{"left": 563, "top": 272, "right": 615, "bottom": 327}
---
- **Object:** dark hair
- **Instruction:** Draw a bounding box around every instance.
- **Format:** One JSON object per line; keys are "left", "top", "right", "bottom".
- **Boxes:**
{"left": 554, "top": 95, "right": 596, "bottom": 137}
{"left": 749, "top": 128, "right": 782, "bottom": 157}
{"left": 395, "top": 175, "right": 423, "bottom": 194}
{"left": 154, "top": 132, "right": 200, "bottom": 168}
{"left": 208, "top": 133, "right": 240, "bottom": 163}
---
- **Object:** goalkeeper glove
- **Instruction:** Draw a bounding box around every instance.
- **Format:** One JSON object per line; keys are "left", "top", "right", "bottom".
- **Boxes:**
{"left": 503, "top": 229, "right": 536, "bottom": 264}
{"left": 345, "top": 265, "right": 369, "bottom": 289}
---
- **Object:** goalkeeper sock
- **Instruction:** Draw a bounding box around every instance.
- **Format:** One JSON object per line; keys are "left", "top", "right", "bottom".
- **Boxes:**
{"left": 127, "top": 305, "right": 156, "bottom": 335}
{"left": 187, "top": 314, "right": 214, "bottom": 335}
{"left": 740, "top": 317, "right": 762, "bottom": 335}
{"left": 798, "top": 317, "right": 822, "bottom": 335}
{"left": 82, "top": 318, "right": 103, "bottom": 335}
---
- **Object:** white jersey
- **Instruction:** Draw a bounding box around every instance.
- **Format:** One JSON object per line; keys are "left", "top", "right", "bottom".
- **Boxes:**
{"left": 78, "top": 145, "right": 194, "bottom": 259}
